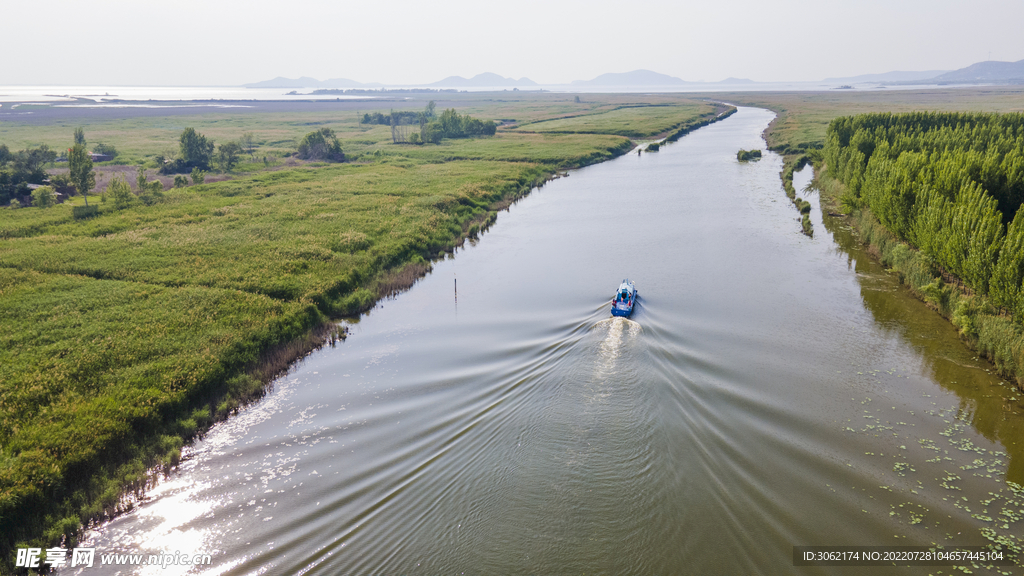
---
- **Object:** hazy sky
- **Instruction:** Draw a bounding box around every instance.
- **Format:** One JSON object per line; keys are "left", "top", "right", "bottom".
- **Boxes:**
{"left": 3, "top": 0, "right": 1023, "bottom": 86}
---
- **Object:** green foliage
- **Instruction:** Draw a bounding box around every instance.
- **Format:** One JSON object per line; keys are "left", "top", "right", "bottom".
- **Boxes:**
{"left": 217, "top": 141, "right": 242, "bottom": 171}
{"left": 178, "top": 127, "right": 215, "bottom": 170}
{"left": 191, "top": 167, "right": 206, "bottom": 185}
{"left": 72, "top": 205, "right": 98, "bottom": 219}
{"left": 139, "top": 181, "right": 164, "bottom": 206}
{"left": 737, "top": 149, "right": 761, "bottom": 161}
{"left": 92, "top": 142, "right": 117, "bottom": 158}
{"left": 646, "top": 142, "right": 660, "bottom": 152}
{"left": 0, "top": 145, "right": 57, "bottom": 205}
{"left": 9, "top": 199, "right": 20, "bottom": 209}
{"left": 420, "top": 122, "right": 443, "bottom": 144}
{"left": 49, "top": 173, "right": 75, "bottom": 197}
{"left": 106, "top": 174, "right": 134, "bottom": 209}
{"left": 31, "top": 186, "right": 56, "bottom": 208}
{"left": 438, "top": 108, "right": 497, "bottom": 138}
{"left": 74, "top": 127, "right": 85, "bottom": 146}
{"left": 825, "top": 111, "right": 1024, "bottom": 313}
{"left": 173, "top": 175, "right": 189, "bottom": 188}
{"left": 297, "top": 128, "right": 344, "bottom": 161}
{"left": 362, "top": 101, "right": 436, "bottom": 126}
{"left": 67, "top": 143, "right": 95, "bottom": 206}
{"left": 362, "top": 110, "right": 421, "bottom": 125}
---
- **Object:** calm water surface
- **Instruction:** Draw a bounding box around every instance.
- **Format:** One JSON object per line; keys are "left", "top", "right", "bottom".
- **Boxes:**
{"left": 75, "top": 107, "right": 1024, "bottom": 575}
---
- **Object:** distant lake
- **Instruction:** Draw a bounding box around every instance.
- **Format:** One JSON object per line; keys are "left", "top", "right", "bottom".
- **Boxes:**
{"left": 0, "top": 82, "right": 960, "bottom": 105}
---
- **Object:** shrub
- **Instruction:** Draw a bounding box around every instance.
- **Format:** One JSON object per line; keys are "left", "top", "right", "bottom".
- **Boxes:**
{"left": 173, "top": 175, "right": 189, "bottom": 188}
{"left": 737, "top": 149, "right": 762, "bottom": 161}
{"left": 107, "top": 174, "right": 134, "bottom": 209}
{"left": 72, "top": 204, "right": 98, "bottom": 219}
{"left": 139, "top": 181, "right": 164, "bottom": 206}
{"left": 92, "top": 143, "right": 117, "bottom": 158}
{"left": 647, "top": 142, "right": 661, "bottom": 152}
{"left": 31, "top": 186, "right": 56, "bottom": 208}
{"left": 191, "top": 168, "right": 205, "bottom": 185}
{"left": 297, "top": 128, "right": 345, "bottom": 162}
{"left": 9, "top": 199, "right": 20, "bottom": 209}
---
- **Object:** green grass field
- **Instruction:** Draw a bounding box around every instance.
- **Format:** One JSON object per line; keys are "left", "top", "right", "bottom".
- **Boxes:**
{"left": 0, "top": 92, "right": 724, "bottom": 567}
{"left": 512, "top": 102, "right": 717, "bottom": 137}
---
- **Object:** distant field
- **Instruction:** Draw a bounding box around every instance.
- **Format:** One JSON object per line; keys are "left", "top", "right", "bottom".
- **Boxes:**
{"left": 0, "top": 92, "right": 722, "bottom": 564}
{"left": 0, "top": 93, "right": 698, "bottom": 163}
{"left": 512, "top": 102, "right": 717, "bottom": 138}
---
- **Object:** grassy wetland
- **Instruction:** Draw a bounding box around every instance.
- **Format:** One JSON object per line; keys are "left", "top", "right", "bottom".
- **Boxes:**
{"left": 0, "top": 93, "right": 728, "bottom": 566}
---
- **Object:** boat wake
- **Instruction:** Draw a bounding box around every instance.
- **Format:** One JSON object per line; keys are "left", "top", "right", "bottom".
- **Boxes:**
{"left": 593, "top": 317, "right": 642, "bottom": 359}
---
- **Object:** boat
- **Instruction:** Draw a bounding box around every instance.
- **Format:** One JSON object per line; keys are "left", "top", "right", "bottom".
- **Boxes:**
{"left": 610, "top": 279, "right": 637, "bottom": 317}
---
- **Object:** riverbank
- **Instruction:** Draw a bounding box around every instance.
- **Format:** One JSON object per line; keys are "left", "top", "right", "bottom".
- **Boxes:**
{"left": 0, "top": 95, "right": 735, "bottom": 571}
{"left": 815, "top": 167, "right": 1024, "bottom": 395}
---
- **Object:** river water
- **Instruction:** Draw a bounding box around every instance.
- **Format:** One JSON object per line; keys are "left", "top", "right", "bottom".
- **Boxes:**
{"left": 74, "top": 107, "right": 1024, "bottom": 575}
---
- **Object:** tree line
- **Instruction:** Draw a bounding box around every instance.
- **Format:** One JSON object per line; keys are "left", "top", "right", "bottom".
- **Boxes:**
{"left": 825, "top": 111, "right": 1024, "bottom": 317}
{"left": 361, "top": 101, "right": 497, "bottom": 144}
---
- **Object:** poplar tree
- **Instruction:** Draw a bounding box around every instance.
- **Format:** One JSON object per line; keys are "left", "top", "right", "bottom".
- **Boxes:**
{"left": 68, "top": 143, "right": 95, "bottom": 206}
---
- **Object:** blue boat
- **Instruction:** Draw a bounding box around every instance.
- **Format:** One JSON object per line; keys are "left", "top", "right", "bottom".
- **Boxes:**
{"left": 610, "top": 279, "right": 637, "bottom": 317}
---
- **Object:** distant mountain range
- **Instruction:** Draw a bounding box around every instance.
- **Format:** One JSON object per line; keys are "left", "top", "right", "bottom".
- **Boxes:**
{"left": 929, "top": 59, "right": 1024, "bottom": 83}
{"left": 243, "top": 77, "right": 383, "bottom": 89}
{"left": 825, "top": 59, "right": 1024, "bottom": 85}
{"left": 572, "top": 70, "right": 692, "bottom": 86}
{"left": 570, "top": 69, "right": 755, "bottom": 86}
{"left": 429, "top": 73, "right": 536, "bottom": 87}
{"left": 243, "top": 59, "right": 1024, "bottom": 90}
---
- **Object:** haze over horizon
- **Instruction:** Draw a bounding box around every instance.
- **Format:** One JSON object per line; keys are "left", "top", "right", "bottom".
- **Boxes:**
{"left": 2, "top": 0, "right": 1023, "bottom": 87}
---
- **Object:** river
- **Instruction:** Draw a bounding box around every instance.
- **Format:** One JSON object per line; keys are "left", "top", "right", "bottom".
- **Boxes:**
{"left": 72, "top": 107, "right": 1024, "bottom": 575}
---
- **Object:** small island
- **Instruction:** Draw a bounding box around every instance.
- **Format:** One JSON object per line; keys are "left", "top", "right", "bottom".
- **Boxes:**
{"left": 736, "top": 148, "right": 762, "bottom": 161}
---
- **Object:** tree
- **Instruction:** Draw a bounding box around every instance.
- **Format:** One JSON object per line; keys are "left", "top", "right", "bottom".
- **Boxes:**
{"left": 239, "top": 132, "right": 257, "bottom": 160}
{"left": 107, "top": 174, "right": 133, "bottom": 209}
{"left": 420, "top": 121, "right": 443, "bottom": 144}
{"left": 439, "top": 108, "right": 462, "bottom": 137}
{"left": 1, "top": 145, "right": 55, "bottom": 205}
{"left": 74, "top": 127, "right": 86, "bottom": 146}
{"left": 179, "top": 128, "right": 215, "bottom": 170}
{"left": 68, "top": 143, "right": 95, "bottom": 206}
{"left": 191, "top": 168, "right": 205, "bottom": 185}
{"left": 31, "top": 186, "right": 56, "bottom": 208}
{"left": 297, "top": 128, "right": 344, "bottom": 161}
{"left": 217, "top": 141, "right": 242, "bottom": 171}
{"left": 173, "top": 175, "right": 189, "bottom": 188}
{"left": 136, "top": 168, "right": 163, "bottom": 194}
